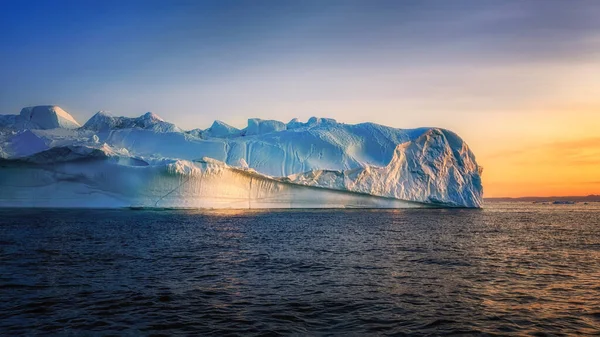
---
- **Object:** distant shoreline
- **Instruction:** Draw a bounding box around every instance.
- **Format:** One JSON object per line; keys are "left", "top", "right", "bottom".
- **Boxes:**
{"left": 485, "top": 195, "right": 600, "bottom": 202}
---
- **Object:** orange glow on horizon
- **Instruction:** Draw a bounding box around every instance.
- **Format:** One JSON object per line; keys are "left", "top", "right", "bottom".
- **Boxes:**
{"left": 475, "top": 104, "right": 600, "bottom": 198}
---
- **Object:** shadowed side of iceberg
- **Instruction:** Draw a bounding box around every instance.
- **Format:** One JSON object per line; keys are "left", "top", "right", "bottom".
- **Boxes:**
{"left": 0, "top": 151, "right": 429, "bottom": 209}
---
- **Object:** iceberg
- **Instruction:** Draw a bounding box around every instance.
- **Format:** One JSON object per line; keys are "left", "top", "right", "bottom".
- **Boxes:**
{"left": 0, "top": 106, "right": 483, "bottom": 208}
{"left": 0, "top": 105, "right": 81, "bottom": 130}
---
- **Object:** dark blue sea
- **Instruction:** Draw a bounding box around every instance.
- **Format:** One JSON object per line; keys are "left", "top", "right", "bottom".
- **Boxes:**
{"left": 1, "top": 202, "right": 599, "bottom": 336}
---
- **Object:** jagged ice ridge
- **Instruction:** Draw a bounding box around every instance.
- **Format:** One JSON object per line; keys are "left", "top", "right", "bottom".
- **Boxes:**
{"left": 0, "top": 106, "right": 483, "bottom": 208}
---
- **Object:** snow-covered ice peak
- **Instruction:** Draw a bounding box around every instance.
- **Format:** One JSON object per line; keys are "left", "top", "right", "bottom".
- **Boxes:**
{"left": 246, "top": 118, "right": 286, "bottom": 136}
{"left": 0, "top": 105, "right": 81, "bottom": 130}
{"left": 286, "top": 117, "right": 338, "bottom": 130}
{"left": 19, "top": 105, "right": 81, "bottom": 129}
{"left": 200, "top": 120, "right": 242, "bottom": 138}
{"left": 141, "top": 112, "right": 164, "bottom": 121}
{"left": 83, "top": 111, "right": 180, "bottom": 133}
{"left": 83, "top": 111, "right": 116, "bottom": 131}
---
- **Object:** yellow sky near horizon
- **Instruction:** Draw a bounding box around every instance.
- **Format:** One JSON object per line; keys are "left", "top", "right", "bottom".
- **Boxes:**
{"left": 473, "top": 105, "right": 600, "bottom": 198}
{"left": 474, "top": 59, "right": 600, "bottom": 197}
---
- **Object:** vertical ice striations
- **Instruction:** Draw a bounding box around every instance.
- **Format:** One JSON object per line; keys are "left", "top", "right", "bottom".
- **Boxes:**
{"left": 0, "top": 105, "right": 484, "bottom": 208}
{"left": 285, "top": 128, "right": 483, "bottom": 207}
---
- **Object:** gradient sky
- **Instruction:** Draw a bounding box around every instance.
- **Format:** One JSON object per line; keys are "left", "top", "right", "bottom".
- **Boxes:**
{"left": 1, "top": 0, "right": 599, "bottom": 197}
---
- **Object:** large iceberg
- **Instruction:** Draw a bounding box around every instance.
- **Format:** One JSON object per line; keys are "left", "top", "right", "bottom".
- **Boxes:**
{"left": 0, "top": 106, "right": 483, "bottom": 208}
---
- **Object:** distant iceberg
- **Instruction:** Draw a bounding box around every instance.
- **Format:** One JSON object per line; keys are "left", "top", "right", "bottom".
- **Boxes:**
{"left": 0, "top": 106, "right": 483, "bottom": 208}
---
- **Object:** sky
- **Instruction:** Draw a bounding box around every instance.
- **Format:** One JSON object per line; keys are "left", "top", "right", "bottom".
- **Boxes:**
{"left": 1, "top": 0, "right": 599, "bottom": 197}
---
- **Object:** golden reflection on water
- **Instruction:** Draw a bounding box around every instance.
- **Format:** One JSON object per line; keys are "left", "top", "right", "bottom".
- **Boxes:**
{"left": 182, "top": 208, "right": 270, "bottom": 217}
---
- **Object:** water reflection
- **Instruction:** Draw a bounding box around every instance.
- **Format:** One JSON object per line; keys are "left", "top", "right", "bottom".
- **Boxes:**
{"left": 0, "top": 203, "right": 599, "bottom": 335}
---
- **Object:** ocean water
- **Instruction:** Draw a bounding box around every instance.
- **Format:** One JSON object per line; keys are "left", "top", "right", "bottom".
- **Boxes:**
{"left": 1, "top": 202, "right": 599, "bottom": 336}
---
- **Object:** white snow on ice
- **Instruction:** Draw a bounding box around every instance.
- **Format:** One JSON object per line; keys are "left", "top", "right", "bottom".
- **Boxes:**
{"left": 0, "top": 106, "right": 483, "bottom": 208}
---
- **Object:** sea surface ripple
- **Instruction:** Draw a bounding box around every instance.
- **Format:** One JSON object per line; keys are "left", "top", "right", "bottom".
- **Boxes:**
{"left": 1, "top": 202, "right": 599, "bottom": 335}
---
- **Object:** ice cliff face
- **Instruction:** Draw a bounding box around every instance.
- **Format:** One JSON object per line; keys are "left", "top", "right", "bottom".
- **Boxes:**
{"left": 0, "top": 105, "right": 484, "bottom": 208}
{"left": 285, "top": 128, "right": 482, "bottom": 207}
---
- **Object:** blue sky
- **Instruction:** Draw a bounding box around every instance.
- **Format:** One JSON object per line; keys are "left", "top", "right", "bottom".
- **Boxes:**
{"left": 1, "top": 0, "right": 598, "bottom": 126}
{"left": 1, "top": 0, "right": 600, "bottom": 196}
